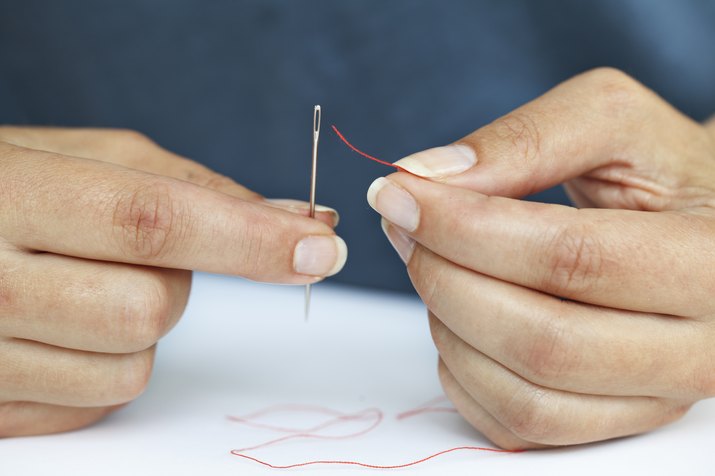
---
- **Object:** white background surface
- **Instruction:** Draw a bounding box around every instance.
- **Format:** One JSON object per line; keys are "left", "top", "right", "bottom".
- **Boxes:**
{"left": 2, "top": 273, "right": 714, "bottom": 475}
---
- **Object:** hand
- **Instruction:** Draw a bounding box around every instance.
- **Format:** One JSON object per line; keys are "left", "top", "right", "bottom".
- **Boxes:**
{"left": 0, "top": 127, "right": 346, "bottom": 437}
{"left": 367, "top": 68, "right": 715, "bottom": 449}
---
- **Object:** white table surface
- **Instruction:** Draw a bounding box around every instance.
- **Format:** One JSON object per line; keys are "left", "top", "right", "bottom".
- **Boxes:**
{"left": 2, "top": 273, "right": 714, "bottom": 475}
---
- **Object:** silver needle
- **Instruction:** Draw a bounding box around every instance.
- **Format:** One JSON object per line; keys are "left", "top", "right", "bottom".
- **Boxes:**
{"left": 305, "top": 105, "right": 321, "bottom": 321}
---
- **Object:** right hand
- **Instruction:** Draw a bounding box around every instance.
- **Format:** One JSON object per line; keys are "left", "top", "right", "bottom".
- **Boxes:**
{"left": 371, "top": 68, "right": 715, "bottom": 449}
{"left": 0, "top": 127, "right": 346, "bottom": 437}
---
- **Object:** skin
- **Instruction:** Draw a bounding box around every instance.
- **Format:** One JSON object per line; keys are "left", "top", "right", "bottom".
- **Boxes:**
{"left": 369, "top": 68, "right": 715, "bottom": 449}
{"left": 0, "top": 127, "right": 345, "bottom": 437}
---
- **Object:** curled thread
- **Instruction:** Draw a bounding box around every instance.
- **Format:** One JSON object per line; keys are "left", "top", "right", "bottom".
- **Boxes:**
{"left": 229, "top": 406, "right": 382, "bottom": 452}
{"left": 228, "top": 399, "right": 522, "bottom": 469}
{"left": 396, "top": 396, "right": 459, "bottom": 420}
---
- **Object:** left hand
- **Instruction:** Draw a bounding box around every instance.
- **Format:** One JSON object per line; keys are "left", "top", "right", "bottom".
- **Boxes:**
{"left": 0, "top": 126, "right": 343, "bottom": 437}
{"left": 366, "top": 68, "right": 715, "bottom": 449}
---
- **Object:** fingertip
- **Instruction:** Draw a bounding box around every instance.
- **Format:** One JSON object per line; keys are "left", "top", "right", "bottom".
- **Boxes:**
{"left": 366, "top": 176, "right": 389, "bottom": 210}
{"left": 293, "top": 235, "right": 348, "bottom": 278}
{"left": 327, "top": 235, "right": 348, "bottom": 276}
{"left": 392, "top": 144, "right": 477, "bottom": 179}
{"left": 366, "top": 176, "right": 420, "bottom": 232}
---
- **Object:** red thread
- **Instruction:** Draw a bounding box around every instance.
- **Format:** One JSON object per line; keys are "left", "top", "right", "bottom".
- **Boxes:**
{"left": 229, "top": 406, "right": 383, "bottom": 452}
{"left": 331, "top": 125, "right": 410, "bottom": 173}
{"left": 396, "top": 396, "right": 459, "bottom": 420}
{"left": 227, "top": 404, "right": 376, "bottom": 434}
{"left": 228, "top": 400, "right": 522, "bottom": 469}
{"left": 232, "top": 446, "right": 521, "bottom": 470}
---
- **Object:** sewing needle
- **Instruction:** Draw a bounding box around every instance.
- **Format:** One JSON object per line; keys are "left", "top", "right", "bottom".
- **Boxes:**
{"left": 305, "top": 105, "right": 321, "bottom": 321}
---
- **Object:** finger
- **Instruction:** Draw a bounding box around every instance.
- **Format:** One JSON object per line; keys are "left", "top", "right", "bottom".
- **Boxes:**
{"left": 437, "top": 357, "right": 544, "bottom": 450}
{"left": 705, "top": 115, "right": 715, "bottom": 136}
{"left": 371, "top": 173, "right": 713, "bottom": 317}
{"left": 404, "top": 244, "right": 708, "bottom": 399}
{"left": 0, "top": 339, "right": 156, "bottom": 407}
{"left": 430, "top": 316, "right": 691, "bottom": 446}
{"left": 0, "top": 142, "right": 346, "bottom": 283}
{"left": 0, "top": 401, "right": 121, "bottom": 437}
{"left": 263, "top": 199, "right": 340, "bottom": 228}
{"left": 562, "top": 182, "right": 598, "bottom": 208}
{"left": 0, "top": 127, "right": 339, "bottom": 227}
{"left": 393, "top": 68, "right": 712, "bottom": 199}
{"left": 0, "top": 249, "right": 190, "bottom": 353}
{"left": 0, "top": 127, "right": 260, "bottom": 198}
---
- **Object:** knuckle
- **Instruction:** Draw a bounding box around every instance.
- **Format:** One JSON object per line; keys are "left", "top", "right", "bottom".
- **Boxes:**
{"left": 584, "top": 67, "right": 646, "bottom": 116}
{"left": 111, "top": 182, "right": 182, "bottom": 261}
{"left": 484, "top": 422, "right": 543, "bottom": 450}
{"left": 428, "top": 313, "right": 450, "bottom": 352}
{"left": 436, "top": 357, "right": 455, "bottom": 395}
{"left": 503, "top": 386, "right": 559, "bottom": 442}
{"left": 233, "top": 214, "right": 271, "bottom": 280}
{"left": 113, "top": 348, "right": 156, "bottom": 403}
{"left": 409, "top": 248, "right": 446, "bottom": 313}
{"left": 517, "top": 313, "right": 578, "bottom": 384}
{"left": 664, "top": 402, "right": 692, "bottom": 424}
{"left": 644, "top": 399, "right": 691, "bottom": 430}
{"left": 119, "top": 276, "right": 173, "bottom": 352}
{"left": 490, "top": 111, "right": 543, "bottom": 165}
{"left": 542, "top": 223, "right": 604, "bottom": 297}
{"left": 662, "top": 401, "right": 691, "bottom": 424}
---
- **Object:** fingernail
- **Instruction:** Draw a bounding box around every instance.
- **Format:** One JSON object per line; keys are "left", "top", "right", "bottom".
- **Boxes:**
{"left": 264, "top": 198, "right": 340, "bottom": 226}
{"left": 381, "top": 219, "right": 415, "bottom": 264}
{"left": 366, "top": 177, "right": 419, "bottom": 232}
{"left": 393, "top": 144, "right": 476, "bottom": 178}
{"left": 293, "top": 235, "right": 348, "bottom": 277}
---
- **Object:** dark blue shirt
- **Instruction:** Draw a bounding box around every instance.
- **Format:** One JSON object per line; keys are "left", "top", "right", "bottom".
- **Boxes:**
{"left": 1, "top": 0, "right": 714, "bottom": 291}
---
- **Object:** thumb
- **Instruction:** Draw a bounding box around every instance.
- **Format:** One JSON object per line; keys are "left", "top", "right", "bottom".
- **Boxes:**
{"left": 394, "top": 68, "right": 706, "bottom": 199}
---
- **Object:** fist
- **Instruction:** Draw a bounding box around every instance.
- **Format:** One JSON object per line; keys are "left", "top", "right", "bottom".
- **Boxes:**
{"left": 369, "top": 68, "right": 715, "bottom": 449}
{"left": 0, "top": 127, "right": 345, "bottom": 436}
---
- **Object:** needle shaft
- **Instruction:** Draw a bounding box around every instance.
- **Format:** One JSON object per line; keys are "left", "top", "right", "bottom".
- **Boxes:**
{"left": 305, "top": 105, "right": 321, "bottom": 321}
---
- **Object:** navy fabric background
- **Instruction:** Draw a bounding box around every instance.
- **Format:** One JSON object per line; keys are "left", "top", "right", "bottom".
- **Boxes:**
{"left": 1, "top": 0, "right": 714, "bottom": 292}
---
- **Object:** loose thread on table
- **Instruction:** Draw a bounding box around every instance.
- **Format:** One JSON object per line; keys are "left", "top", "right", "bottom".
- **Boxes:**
{"left": 395, "top": 395, "right": 459, "bottom": 420}
{"left": 228, "top": 406, "right": 383, "bottom": 452}
{"left": 227, "top": 404, "right": 377, "bottom": 434}
{"left": 331, "top": 125, "right": 410, "bottom": 173}
{"left": 228, "top": 399, "right": 522, "bottom": 469}
{"left": 232, "top": 446, "right": 521, "bottom": 470}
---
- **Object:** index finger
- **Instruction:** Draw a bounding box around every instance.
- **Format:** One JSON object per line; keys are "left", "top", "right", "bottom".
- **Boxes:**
{"left": 369, "top": 172, "right": 711, "bottom": 317}
{"left": 1, "top": 143, "right": 346, "bottom": 283}
{"left": 393, "top": 68, "right": 710, "bottom": 200}
{"left": 0, "top": 126, "right": 339, "bottom": 227}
